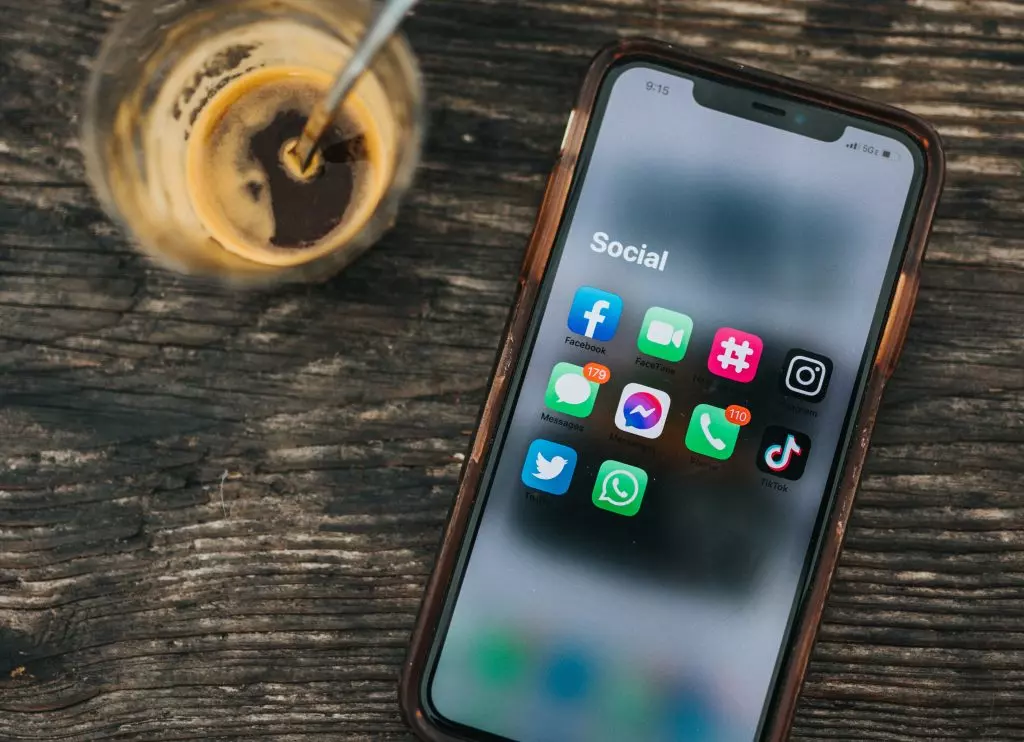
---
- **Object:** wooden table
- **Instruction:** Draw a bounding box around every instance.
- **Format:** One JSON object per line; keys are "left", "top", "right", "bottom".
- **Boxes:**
{"left": 1, "top": 1, "right": 1022, "bottom": 740}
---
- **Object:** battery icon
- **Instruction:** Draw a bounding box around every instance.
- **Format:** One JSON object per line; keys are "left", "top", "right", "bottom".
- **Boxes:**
{"left": 882, "top": 150, "right": 891, "bottom": 158}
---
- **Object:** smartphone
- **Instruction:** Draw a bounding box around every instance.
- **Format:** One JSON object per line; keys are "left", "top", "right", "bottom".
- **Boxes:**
{"left": 401, "top": 40, "right": 944, "bottom": 742}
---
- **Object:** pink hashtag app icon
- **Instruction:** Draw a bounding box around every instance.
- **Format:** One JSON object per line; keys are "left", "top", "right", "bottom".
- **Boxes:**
{"left": 707, "top": 327, "right": 763, "bottom": 383}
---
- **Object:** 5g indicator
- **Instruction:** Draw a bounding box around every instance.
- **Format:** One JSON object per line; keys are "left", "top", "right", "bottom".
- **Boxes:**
{"left": 847, "top": 141, "right": 901, "bottom": 161}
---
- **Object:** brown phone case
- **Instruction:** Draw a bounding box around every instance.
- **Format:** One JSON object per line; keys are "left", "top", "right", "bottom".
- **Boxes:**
{"left": 400, "top": 38, "right": 945, "bottom": 742}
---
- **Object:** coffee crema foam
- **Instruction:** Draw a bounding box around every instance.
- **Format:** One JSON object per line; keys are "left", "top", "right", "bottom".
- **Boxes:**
{"left": 186, "top": 66, "right": 388, "bottom": 267}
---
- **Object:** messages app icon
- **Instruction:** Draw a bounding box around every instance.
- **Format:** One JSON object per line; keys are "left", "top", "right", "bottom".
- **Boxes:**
{"left": 637, "top": 307, "right": 693, "bottom": 362}
{"left": 592, "top": 460, "right": 648, "bottom": 517}
{"left": 545, "top": 362, "right": 599, "bottom": 418}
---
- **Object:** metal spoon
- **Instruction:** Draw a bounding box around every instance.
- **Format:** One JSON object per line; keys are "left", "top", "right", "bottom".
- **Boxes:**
{"left": 291, "top": 0, "right": 420, "bottom": 174}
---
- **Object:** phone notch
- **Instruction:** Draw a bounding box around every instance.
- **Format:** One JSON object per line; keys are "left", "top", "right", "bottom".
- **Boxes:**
{"left": 692, "top": 77, "right": 844, "bottom": 142}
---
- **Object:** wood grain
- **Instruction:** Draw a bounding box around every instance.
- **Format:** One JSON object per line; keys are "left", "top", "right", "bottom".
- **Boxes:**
{"left": 0, "top": 0, "right": 1022, "bottom": 740}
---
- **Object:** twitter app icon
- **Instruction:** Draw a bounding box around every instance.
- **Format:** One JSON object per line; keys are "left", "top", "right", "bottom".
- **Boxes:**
{"left": 521, "top": 439, "right": 578, "bottom": 495}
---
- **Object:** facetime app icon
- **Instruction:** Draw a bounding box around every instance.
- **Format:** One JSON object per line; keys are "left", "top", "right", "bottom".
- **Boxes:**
{"left": 637, "top": 307, "right": 693, "bottom": 362}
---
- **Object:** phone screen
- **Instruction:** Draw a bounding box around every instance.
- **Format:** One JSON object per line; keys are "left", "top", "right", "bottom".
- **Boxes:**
{"left": 426, "top": 60, "right": 924, "bottom": 742}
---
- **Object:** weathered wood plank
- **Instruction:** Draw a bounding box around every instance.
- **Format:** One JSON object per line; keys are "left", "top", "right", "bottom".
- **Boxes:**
{"left": 1, "top": 0, "right": 1022, "bottom": 740}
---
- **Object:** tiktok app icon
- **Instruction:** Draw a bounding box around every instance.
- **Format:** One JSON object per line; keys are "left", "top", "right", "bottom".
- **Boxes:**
{"left": 757, "top": 426, "right": 812, "bottom": 481}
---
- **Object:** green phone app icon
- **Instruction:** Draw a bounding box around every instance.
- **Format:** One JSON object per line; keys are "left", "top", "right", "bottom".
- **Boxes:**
{"left": 544, "top": 362, "right": 599, "bottom": 418}
{"left": 685, "top": 404, "right": 741, "bottom": 460}
{"left": 637, "top": 307, "right": 693, "bottom": 362}
{"left": 592, "top": 460, "right": 649, "bottom": 517}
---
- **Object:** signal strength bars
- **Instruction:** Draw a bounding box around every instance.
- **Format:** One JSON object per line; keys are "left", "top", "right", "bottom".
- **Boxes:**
{"left": 846, "top": 142, "right": 859, "bottom": 150}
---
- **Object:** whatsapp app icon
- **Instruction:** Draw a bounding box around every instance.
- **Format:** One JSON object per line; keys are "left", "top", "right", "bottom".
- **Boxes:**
{"left": 591, "top": 460, "right": 649, "bottom": 517}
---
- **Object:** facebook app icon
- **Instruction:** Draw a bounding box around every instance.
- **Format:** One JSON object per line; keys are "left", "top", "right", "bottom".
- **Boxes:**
{"left": 567, "top": 286, "right": 622, "bottom": 342}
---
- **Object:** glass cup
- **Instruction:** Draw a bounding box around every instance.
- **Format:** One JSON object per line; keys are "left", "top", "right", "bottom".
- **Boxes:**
{"left": 83, "top": 0, "right": 424, "bottom": 285}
